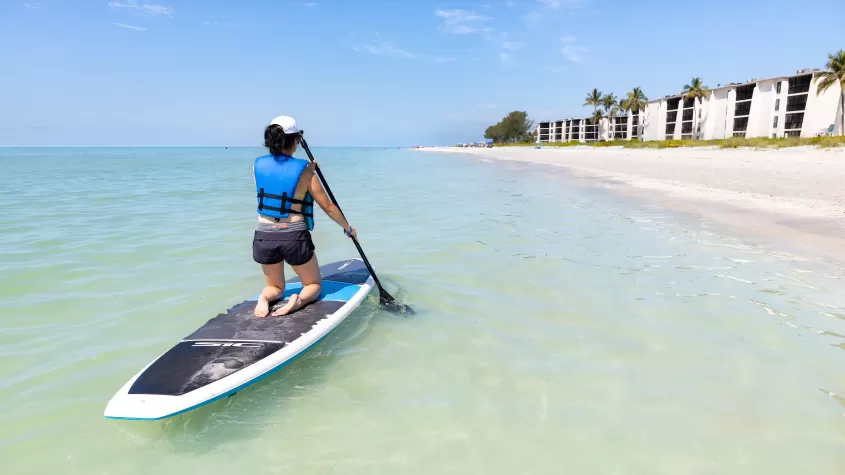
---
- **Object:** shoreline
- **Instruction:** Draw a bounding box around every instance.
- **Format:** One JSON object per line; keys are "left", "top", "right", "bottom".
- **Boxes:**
{"left": 417, "top": 145, "right": 845, "bottom": 266}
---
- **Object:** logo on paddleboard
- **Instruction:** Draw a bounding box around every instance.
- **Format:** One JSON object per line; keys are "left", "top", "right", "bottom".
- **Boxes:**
{"left": 191, "top": 342, "right": 263, "bottom": 348}
{"left": 338, "top": 260, "right": 353, "bottom": 270}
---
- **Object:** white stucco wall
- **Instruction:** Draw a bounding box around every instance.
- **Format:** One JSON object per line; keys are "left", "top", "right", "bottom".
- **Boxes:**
{"left": 804, "top": 76, "right": 842, "bottom": 137}
{"left": 772, "top": 79, "right": 788, "bottom": 137}
{"left": 748, "top": 81, "right": 772, "bottom": 138}
{"left": 642, "top": 100, "right": 660, "bottom": 141}
{"left": 699, "top": 91, "right": 717, "bottom": 140}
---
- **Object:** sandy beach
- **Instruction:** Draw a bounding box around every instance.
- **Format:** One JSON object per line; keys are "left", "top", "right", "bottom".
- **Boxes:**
{"left": 418, "top": 145, "right": 845, "bottom": 262}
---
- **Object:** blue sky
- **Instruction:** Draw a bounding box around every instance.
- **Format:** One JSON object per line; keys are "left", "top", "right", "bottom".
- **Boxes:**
{"left": 0, "top": 0, "right": 842, "bottom": 147}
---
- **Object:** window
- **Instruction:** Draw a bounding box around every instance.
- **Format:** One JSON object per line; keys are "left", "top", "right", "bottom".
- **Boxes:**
{"left": 785, "top": 130, "right": 801, "bottom": 137}
{"left": 632, "top": 115, "right": 639, "bottom": 125}
{"left": 681, "top": 134, "right": 693, "bottom": 139}
{"left": 666, "top": 134, "right": 674, "bottom": 140}
{"left": 665, "top": 123, "right": 675, "bottom": 134}
{"left": 788, "top": 75, "right": 812, "bottom": 95}
{"left": 734, "top": 101, "right": 752, "bottom": 117}
{"left": 733, "top": 132, "right": 747, "bottom": 137}
{"left": 735, "top": 84, "right": 755, "bottom": 101}
{"left": 786, "top": 94, "right": 808, "bottom": 112}
{"left": 681, "top": 123, "right": 693, "bottom": 134}
{"left": 772, "top": 133, "right": 777, "bottom": 138}
{"left": 776, "top": 82, "right": 782, "bottom": 94}
{"left": 666, "top": 98, "right": 681, "bottom": 110}
{"left": 698, "top": 109, "right": 702, "bottom": 118}
{"left": 773, "top": 116, "right": 778, "bottom": 128}
{"left": 733, "top": 117, "right": 749, "bottom": 132}
{"left": 683, "top": 97, "right": 695, "bottom": 108}
{"left": 784, "top": 112, "right": 804, "bottom": 130}
{"left": 775, "top": 99, "right": 780, "bottom": 111}
{"left": 697, "top": 124, "right": 701, "bottom": 133}
{"left": 682, "top": 109, "right": 694, "bottom": 121}
{"left": 667, "top": 111, "right": 678, "bottom": 123}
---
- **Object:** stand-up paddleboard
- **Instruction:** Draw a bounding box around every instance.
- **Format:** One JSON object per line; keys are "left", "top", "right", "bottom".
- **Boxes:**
{"left": 104, "top": 258, "right": 374, "bottom": 421}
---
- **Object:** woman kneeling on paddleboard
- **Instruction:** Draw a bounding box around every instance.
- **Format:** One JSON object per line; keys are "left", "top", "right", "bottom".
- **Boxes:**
{"left": 252, "top": 115, "right": 357, "bottom": 318}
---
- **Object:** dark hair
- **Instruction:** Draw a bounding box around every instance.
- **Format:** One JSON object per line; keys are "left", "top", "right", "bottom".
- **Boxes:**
{"left": 264, "top": 124, "right": 300, "bottom": 156}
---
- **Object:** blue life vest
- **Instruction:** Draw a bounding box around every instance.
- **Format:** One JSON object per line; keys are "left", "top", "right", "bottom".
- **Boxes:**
{"left": 254, "top": 154, "right": 315, "bottom": 230}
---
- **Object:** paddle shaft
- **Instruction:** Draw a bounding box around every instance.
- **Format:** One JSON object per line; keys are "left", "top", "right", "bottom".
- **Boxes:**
{"left": 298, "top": 139, "right": 396, "bottom": 304}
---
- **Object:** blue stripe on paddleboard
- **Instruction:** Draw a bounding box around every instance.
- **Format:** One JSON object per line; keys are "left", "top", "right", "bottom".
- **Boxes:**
{"left": 249, "top": 280, "right": 362, "bottom": 303}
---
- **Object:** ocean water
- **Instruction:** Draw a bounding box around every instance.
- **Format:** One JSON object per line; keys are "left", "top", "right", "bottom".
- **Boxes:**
{"left": 2, "top": 147, "right": 845, "bottom": 474}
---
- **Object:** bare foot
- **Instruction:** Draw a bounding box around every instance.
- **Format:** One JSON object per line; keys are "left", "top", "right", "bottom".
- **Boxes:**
{"left": 254, "top": 297, "right": 270, "bottom": 318}
{"left": 271, "top": 294, "right": 301, "bottom": 316}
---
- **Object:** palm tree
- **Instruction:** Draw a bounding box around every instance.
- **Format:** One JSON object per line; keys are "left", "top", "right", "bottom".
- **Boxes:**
{"left": 582, "top": 88, "right": 604, "bottom": 142}
{"left": 682, "top": 77, "right": 709, "bottom": 139}
{"left": 682, "top": 77, "right": 709, "bottom": 101}
{"left": 816, "top": 49, "right": 845, "bottom": 136}
{"left": 601, "top": 93, "right": 618, "bottom": 139}
{"left": 621, "top": 87, "right": 648, "bottom": 139}
{"left": 601, "top": 93, "right": 618, "bottom": 113}
{"left": 590, "top": 108, "right": 604, "bottom": 125}
{"left": 584, "top": 88, "right": 603, "bottom": 108}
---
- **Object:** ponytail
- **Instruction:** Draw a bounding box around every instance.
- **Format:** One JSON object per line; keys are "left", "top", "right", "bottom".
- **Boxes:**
{"left": 264, "top": 125, "right": 300, "bottom": 156}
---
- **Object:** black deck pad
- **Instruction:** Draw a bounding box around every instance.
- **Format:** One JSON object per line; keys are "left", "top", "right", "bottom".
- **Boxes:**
{"left": 128, "top": 341, "right": 285, "bottom": 396}
{"left": 286, "top": 259, "right": 370, "bottom": 285}
{"left": 126, "top": 259, "right": 367, "bottom": 397}
{"left": 129, "top": 300, "right": 344, "bottom": 396}
{"left": 184, "top": 300, "right": 345, "bottom": 342}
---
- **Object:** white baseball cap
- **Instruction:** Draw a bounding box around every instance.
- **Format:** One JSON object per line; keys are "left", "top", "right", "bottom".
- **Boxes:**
{"left": 269, "top": 115, "right": 303, "bottom": 135}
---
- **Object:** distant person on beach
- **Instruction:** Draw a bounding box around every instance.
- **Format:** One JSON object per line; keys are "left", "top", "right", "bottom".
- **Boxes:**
{"left": 251, "top": 116, "right": 357, "bottom": 318}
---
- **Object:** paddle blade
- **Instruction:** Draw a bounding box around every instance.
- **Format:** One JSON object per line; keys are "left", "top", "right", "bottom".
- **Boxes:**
{"left": 379, "top": 293, "right": 415, "bottom": 315}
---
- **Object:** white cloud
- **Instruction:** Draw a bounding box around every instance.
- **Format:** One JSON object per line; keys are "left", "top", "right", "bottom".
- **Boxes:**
{"left": 204, "top": 20, "right": 237, "bottom": 28}
{"left": 24, "top": 2, "right": 43, "bottom": 9}
{"left": 521, "top": 10, "right": 540, "bottom": 23}
{"left": 108, "top": 1, "right": 172, "bottom": 17}
{"left": 502, "top": 41, "right": 524, "bottom": 51}
{"left": 524, "top": 0, "right": 588, "bottom": 23}
{"left": 434, "top": 57, "right": 458, "bottom": 63}
{"left": 302, "top": 2, "right": 316, "bottom": 6}
{"left": 435, "top": 9, "right": 491, "bottom": 34}
{"left": 559, "top": 36, "right": 586, "bottom": 62}
{"left": 560, "top": 45, "right": 585, "bottom": 62}
{"left": 505, "top": 1, "right": 516, "bottom": 6}
{"left": 114, "top": 22, "right": 147, "bottom": 31}
{"left": 500, "top": 52, "right": 514, "bottom": 62}
{"left": 353, "top": 41, "right": 415, "bottom": 59}
{"left": 537, "top": 0, "right": 586, "bottom": 7}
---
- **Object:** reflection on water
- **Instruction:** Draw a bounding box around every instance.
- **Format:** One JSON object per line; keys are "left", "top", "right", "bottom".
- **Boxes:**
{"left": 1, "top": 148, "right": 845, "bottom": 474}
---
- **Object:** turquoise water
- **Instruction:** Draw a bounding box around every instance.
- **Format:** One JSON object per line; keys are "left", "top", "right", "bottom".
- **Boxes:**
{"left": 2, "top": 147, "right": 845, "bottom": 474}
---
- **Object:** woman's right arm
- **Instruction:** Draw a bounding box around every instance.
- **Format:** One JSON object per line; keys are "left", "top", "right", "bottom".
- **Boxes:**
{"left": 306, "top": 164, "right": 357, "bottom": 238}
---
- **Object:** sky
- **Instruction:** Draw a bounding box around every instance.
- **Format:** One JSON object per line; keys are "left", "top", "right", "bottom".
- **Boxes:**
{"left": 0, "top": 0, "right": 842, "bottom": 147}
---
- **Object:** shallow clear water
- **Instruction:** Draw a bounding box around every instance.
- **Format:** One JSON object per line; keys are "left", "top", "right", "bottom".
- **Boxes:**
{"left": 2, "top": 147, "right": 845, "bottom": 474}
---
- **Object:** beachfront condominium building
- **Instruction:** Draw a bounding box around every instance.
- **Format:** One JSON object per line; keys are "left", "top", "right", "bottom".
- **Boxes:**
{"left": 536, "top": 116, "right": 613, "bottom": 143}
{"left": 535, "top": 68, "right": 843, "bottom": 143}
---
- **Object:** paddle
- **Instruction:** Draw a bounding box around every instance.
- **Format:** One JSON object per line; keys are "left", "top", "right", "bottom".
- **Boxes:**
{"left": 299, "top": 138, "right": 415, "bottom": 315}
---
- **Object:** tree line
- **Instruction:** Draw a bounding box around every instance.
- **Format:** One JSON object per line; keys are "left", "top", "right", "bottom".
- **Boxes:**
{"left": 483, "top": 111, "right": 534, "bottom": 143}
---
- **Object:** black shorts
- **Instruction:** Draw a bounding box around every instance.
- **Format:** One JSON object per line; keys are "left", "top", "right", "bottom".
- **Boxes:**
{"left": 252, "top": 229, "right": 315, "bottom": 266}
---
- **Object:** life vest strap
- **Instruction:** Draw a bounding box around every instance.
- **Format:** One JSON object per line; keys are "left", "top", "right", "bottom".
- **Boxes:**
{"left": 257, "top": 189, "right": 314, "bottom": 217}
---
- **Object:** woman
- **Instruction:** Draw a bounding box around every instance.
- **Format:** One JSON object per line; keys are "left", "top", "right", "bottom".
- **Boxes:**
{"left": 252, "top": 115, "right": 357, "bottom": 318}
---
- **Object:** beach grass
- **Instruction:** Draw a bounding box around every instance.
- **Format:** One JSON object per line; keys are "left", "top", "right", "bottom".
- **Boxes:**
{"left": 496, "top": 136, "right": 845, "bottom": 149}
